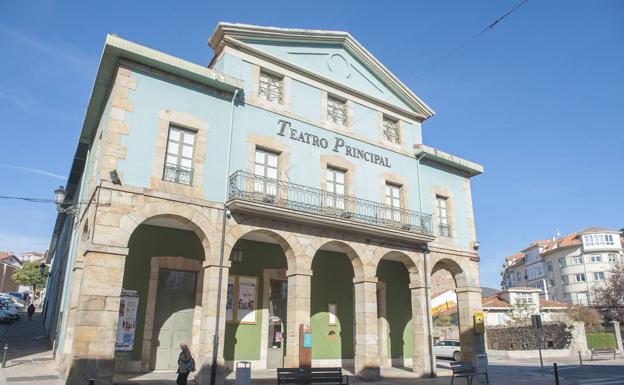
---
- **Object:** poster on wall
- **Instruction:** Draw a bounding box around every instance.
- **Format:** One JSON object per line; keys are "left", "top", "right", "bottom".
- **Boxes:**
{"left": 237, "top": 276, "right": 257, "bottom": 323}
{"left": 115, "top": 289, "right": 139, "bottom": 352}
{"left": 226, "top": 276, "right": 234, "bottom": 321}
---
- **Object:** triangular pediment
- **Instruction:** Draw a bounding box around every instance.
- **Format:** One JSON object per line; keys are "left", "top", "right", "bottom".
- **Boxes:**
{"left": 209, "top": 23, "right": 434, "bottom": 119}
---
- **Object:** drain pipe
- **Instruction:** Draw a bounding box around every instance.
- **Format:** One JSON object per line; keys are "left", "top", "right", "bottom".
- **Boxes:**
{"left": 416, "top": 151, "right": 435, "bottom": 377}
{"left": 210, "top": 88, "right": 239, "bottom": 385}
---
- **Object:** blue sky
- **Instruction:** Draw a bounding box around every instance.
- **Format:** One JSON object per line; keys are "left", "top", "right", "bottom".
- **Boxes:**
{"left": 0, "top": 1, "right": 622, "bottom": 288}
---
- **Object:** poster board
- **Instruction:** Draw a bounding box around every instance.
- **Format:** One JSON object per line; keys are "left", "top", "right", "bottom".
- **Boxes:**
{"left": 237, "top": 276, "right": 257, "bottom": 323}
{"left": 226, "top": 276, "right": 234, "bottom": 322}
{"left": 115, "top": 289, "right": 139, "bottom": 352}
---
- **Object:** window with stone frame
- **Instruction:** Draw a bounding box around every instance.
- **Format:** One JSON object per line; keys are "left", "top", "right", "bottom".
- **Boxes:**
{"left": 327, "top": 95, "right": 348, "bottom": 126}
{"left": 382, "top": 116, "right": 400, "bottom": 144}
{"left": 253, "top": 148, "right": 279, "bottom": 195}
{"left": 384, "top": 182, "right": 402, "bottom": 222}
{"left": 325, "top": 167, "right": 346, "bottom": 210}
{"left": 258, "top": 70, "right": 284, "bottom": 104}
{"left": 163, "top": 125, "right": 195, "bottom": 185}
{"left": 436, "top": 195, "right": 451, "bottom": 237}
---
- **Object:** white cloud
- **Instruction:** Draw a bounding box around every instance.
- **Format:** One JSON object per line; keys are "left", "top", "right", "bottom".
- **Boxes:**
{"left": 0, "top": 163, "right": 66, "bottom": 180}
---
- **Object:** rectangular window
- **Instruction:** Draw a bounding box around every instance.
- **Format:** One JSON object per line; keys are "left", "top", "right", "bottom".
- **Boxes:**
{"left": 258, "top": 70, "right": 284, "bottom": 104}
{"left": 608, "top": 254, "right": 618, "bottom": 262}
{"left": 549, "top": 279, "right": 555, "bottom": 287}
{"left": 575, "top": 273, "right": 586, "bottom": 282}
{"left": 385, "top": 183, "right": 402, "bottom": 222}
{"left": 163, "top": 126, "right": 195, "bottom": 185}
{"left": 562, "top": 275, "right": 569, "bottom": 285}
{"left": 327, "top": 96, "right": 347, "bottom": 126}
{"left": 436, "top": 195, "right": 451, "bottom": 237}
{"left": 382, "top": 116, "right": 400, "bottom": 144}
{"left": 253, "top": 148, "right": 279, "bottom": 195}
{"left": 571, "top": 256, "right": 583, "bottom": 265}
{"left": 558, "top": 257, "right": 566, "bottom": 268}
{"left": 577, "top": 292, "right": 589, "bottom": 305}
{"left": 584, "top": 234, "right": 616, "bottom": 247}
{"left": 605, "top": 234, "right": 614, "bottom": 245}
{"left": 325, "top": 167, "right": 346, "bottom": 210}
{"left": 590, "top": 255, "right": 602, "bottom": 263}
{"left": 516, "top": 292, "right": 533, "bottom": 304}
{"left": 547, "top": 262, "right": 553, "bottom": 272}
{"left": 593, "top": 272, "right": 605, "bottom": 281}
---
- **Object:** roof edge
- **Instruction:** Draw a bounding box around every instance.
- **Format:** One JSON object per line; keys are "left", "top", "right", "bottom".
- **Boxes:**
{"left": 414, "top": 144, "right": 484, "bottom": 177}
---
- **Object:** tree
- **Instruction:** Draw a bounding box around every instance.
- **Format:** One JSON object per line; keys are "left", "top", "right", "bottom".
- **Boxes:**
{"left": 566, "top": 305, "right": 603, "bottom": 331}
{"left": 506, "top": 303, "right": 534, "bottom": 326}
{"left": 11, "top": 262, "right": 49, "bottom": 292}
{"left": 593, "top": 261, "right": 624, "bottom": 322}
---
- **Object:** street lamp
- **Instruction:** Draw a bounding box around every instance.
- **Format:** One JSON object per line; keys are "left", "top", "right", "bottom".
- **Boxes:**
{"left": 473, "top": 240, "right": 480, "bottom": 251}
{"left": 53, "top": 186, "right": 79, "bottom": 216}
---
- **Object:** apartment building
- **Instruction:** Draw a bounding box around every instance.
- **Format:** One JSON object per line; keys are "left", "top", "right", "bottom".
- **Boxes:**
{"left": 501, "top": 227, "right": 623, "bottom": 305}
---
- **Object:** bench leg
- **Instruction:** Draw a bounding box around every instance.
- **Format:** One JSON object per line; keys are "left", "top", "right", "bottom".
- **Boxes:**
{"left": 451, "top": 374, "right": 455, "bottom": 385}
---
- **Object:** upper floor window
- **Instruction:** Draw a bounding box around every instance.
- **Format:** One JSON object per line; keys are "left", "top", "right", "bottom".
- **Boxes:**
{"left": 574, "top": 273, "right": 586, "bottom": 282}
{"left": 583, "top": 233, "right": 616, "bottom": 247}
{"left": 327, "top": 96, "right": 347, "bottom": 126}
{"left": 325, "top": 167, "right": 346, "bottom": 210}
{"left": 436, "top": 195, "right": 451, "bottom": 237}
{"left": 590, "top": 255, "right": 602, "bottom": 263}
{"left": 259, "top": 70, "right": 284, "bottom": 104}
{"left": 547, "top": 261, "right": 553, "bottom": 272}
{"left": 382, "top": 116, "right": 400, "bottom": 144}
{"left": 562, "top": 275, "right": 569, "bottom": 285}
{"left": 558, "top": 257, "right": 566, "bottom": 268}
{"left": 163, "top": 126, "right": 195, "bottom": 185}
{"left": 571, "top": 256, "right": 583, "bottom": 265}
{"left": 385, "top": 182, "right": 402, "bottom": 222}
{"left": 253, "top": 148, "right": 278, "bottom": 195}
{"left": 515, "top": 292, "right": 533, "bottom": 304}
{"left": 593, "top": 272, "right": 605, "bottom": 281}
{"left": 608, "top": 253, "right": 618, "bottom": 262}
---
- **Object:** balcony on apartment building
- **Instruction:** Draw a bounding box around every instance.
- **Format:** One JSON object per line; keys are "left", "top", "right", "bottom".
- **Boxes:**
{"left": 227, "top": 170, "right": 435, "bottom": 243}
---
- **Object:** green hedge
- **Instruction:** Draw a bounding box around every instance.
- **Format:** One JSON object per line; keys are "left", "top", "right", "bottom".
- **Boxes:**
{"left": 587, "top": 333, "right": 617, "bottom": 349}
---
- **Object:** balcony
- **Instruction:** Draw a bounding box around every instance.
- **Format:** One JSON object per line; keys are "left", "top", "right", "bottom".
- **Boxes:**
{"left": 227, "top": 170, "right": 434, "bottom": 242}
{"left": 163, "top": 163, "right": 193, "bottom": 185}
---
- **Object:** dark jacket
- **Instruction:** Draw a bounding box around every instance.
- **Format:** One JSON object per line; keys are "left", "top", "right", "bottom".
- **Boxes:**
{"left": 178, "top": 349, "right": 195, "bottom": 374}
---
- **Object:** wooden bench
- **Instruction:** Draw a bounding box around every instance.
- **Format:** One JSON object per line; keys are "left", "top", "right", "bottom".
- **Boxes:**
{"left": 591, "top": 348, "right": 617, "bottom": 360}
{"left": 450, "top": 361, "right": 489, "bottom": 385}
{"left": 277, "top": 367, "right": 348, "bottom": 385}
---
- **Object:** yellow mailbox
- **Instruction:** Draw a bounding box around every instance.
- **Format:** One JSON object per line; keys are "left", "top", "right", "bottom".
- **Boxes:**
{"left": 474, "top": 312, "right": 485, "bottom": 334}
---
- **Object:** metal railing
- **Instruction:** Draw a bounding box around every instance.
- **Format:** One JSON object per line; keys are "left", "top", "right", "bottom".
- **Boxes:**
{"left": 228, "top": 170, "right": 433, "bottom": 236}
{"left": 163, "top": 163, "right": 193, "bottom": 185}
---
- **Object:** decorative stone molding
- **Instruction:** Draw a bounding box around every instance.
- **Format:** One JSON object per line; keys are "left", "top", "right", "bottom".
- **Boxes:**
{"left": 250, "top": 63, "right": 292, "bottom": 113}
{"left": 430, "top": 185, "right": 457, "bottom": 248}
{"left": 319, "top": 154, "right": 356, "bottom": 197}
{"left": 150, "top": 109, "right": 209, "bottom": 199}
{"left": 320, "top": 90, "right": 354, "bottom": 134}
{"left": 245, "top": 134, "right": 291, "bottom": 182}
{"left": 379, "top": 171, "right": 410, "bottom": 210}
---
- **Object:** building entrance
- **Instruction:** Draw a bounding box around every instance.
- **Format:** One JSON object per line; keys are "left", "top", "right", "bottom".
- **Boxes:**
{"left": 151, "top": 269, "right": 197, "bottom": 370}
{"left": 266, "top": 278, "right": 287, "bottom": 369}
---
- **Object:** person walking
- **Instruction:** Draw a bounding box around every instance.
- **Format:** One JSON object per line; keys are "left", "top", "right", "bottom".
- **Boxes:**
{"left": 176, "top": 342, "right": 195, "bottom": 385}
{"left": 27, "top": 302, "right": 35, "bottom": 321}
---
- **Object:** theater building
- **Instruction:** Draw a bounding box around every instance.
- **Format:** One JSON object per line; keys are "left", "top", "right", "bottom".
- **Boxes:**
{"left": 43, "top": 23, "right": 485, "bottom": 384}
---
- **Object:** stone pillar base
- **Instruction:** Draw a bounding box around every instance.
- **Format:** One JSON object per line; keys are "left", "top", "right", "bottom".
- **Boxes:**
{"left": 358, "top": 366, "right": 381, "bottom": 381}
{"left": 65, "top": 357, "right": 115, "bottom": 385}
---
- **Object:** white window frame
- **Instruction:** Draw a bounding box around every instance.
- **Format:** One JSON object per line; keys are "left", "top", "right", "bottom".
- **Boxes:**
{"left": 325, "top": 167, "right": 346, "bottom": 210}
{"left": 593, "top": 272, "right": 605, "bottom": 281}
{"left": 436, "top": 195, "right": 451, "bottom": 237}
{"left": 575, "top": 273, "right": 586, "bottom": 282}
{"left": 608, "top": 254, "right": 618, "bottom": 262}
{"left": 384, "top": 182, "right": 402, "bottom": 222}
{"left": 253, "top": 148, "right": 279, "bottom": 195}
{"left": 590, "top": 255, "right": 602, "bottom": 263}
{"left": 571, "top": 256, "right": 583, "bottom": 265}
{"left": 163, "top": 125, "right": 195, "bottom": 185}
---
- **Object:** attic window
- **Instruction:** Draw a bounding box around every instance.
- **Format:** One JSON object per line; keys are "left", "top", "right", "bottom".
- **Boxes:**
{"left": 327, "top": 95, "right": 347, "bottom": 126}
{"left": 382, "top": 116, "right": 400, "bottom": 144}
{"left": 259, "top": 70, "right": 284, "bottom": 104}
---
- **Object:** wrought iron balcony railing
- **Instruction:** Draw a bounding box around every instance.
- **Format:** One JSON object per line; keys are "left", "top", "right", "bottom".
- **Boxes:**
{"left": 228, "top": 170, "right": 433, "bottom": 236}
{"left": 163, "top": 163, "right": 193, "bottom": 185}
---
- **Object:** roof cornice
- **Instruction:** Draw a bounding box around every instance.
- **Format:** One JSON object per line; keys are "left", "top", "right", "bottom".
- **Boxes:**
{"left": 208, "top": 22, "right": 435, "bottom": 119}
{"left": 414, "top": 144, "right": 483, "bottom": 177}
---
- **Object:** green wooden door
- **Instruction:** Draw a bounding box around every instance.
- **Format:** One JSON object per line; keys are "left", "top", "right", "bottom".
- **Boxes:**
{"left": 151, "top": 269, "right": 197, "bottom": 370}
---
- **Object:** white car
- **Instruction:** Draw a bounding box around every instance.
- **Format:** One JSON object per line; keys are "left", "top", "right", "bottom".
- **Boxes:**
{"left": 434, "top": 339, "right": 462, "bottom": 361}
{"left": 0, "top": 294, "right": 25, "bottom": 309}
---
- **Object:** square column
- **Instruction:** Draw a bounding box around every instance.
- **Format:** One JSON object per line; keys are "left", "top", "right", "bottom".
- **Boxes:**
{"left": 611, "top": 321, "right": 623, "bottom": 353}
{"left": 196, "top": 263, "right": 230, "bottom": 385}
{"left": 284, "top": 269, "right": 312, "bottom": 368}
{"left": 353, "top": 279, "right": 380, "bottom": 381}
{"left": 65, "top": 246, "right": 128, "bottom": 385}
{"left": 456, "top": 287, "right": 485, "bottom": 362}
{"left": 410, "top": 286, "right": 433, "bottom": 377}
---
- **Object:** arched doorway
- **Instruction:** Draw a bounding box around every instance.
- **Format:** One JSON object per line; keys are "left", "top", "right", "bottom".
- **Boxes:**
{"left": 116, "top": 215, "right": 208, "bottom": 371}
{"left": 223, "top": 230, "right": 293, "bottom": 371}
{"left": 310, "top": 241, "right": 361, "bottom": 369}
{"left": 376, "top": 252, "right": 417, "bottom": 369}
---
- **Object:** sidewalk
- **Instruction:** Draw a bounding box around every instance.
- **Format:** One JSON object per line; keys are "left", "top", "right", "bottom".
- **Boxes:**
{"left": 0, "top": 311, "right": 64, "bottom": 385}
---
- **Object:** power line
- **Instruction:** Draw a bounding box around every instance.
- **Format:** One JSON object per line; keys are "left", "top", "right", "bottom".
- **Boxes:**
{"left": 0, "top": 195, "right": 56, "bottom": 204}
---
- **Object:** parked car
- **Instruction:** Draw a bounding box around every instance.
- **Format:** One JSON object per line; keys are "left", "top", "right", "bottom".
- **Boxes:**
{"left": 0, "top": 294, "right": 25, "bottom": 308}
{"left": 434, "top": 339, "right": 462, "bottom": 361}
{"left": 0, "top": 308, "right": 14, "bottom": 323}
{"left": 0, "top": 300, "right": 21, "bottom": 320}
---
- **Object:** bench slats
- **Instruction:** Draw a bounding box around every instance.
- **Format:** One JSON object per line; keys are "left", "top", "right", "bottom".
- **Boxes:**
{"left": 277, "top": 368, "right": 347, "bottom": 385}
